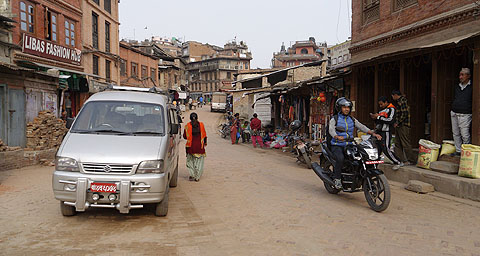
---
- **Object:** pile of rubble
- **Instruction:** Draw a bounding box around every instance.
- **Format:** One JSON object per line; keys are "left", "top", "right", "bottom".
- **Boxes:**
{"left": 26, "top": 111, "right": 68, "bottom": 151}
{"left": 0, "top": 139, "right": 21, "bottom": 152}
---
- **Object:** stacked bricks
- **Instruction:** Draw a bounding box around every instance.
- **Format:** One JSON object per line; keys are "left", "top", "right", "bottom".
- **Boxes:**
{"left": 26, "top": 111, "right": 68, "bottom": 151}
{"left": 0, "top": 139, "right": 21, "bottom": 152}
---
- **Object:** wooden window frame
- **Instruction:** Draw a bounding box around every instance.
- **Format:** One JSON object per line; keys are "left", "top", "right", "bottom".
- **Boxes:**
{"left": 64, "top": 19, "right": 75, "bottom": 47}
{"left": 392, "top": 0, "right": 417, "bottom": 12}
{"left": 120, "top": 59, "right": 127, "bottom": 77}
{"left": 93, "top": 0, "right": 100, "bottom": 5}
{"left": 93, "top": 55, "right": 99, "bottom": 75}
{"left": 105, "top": 21, "right": 110, "bottom": 52}
{"left": 92, "top": 12, "right": 98, "bottom": 49}
{"left": 362, "top": 0, "right": 380, "bottom": 25}
{"left": 104, "top": 0, "right": 111, "bottom": 13}
{"left": 46, "top": 11, "right": 57, "bottom": 42}
{"left": 141, "top": 65, "right": 148, "bottom": 79}
{"left": 150, "top": 67, "right": 156, "bottom": 81}
{"left": 19, "top": 1, "right": 35, "bottom": 34}
{"left": 131, "top": 62, "right": 138, "bottom": 78}
{"left": 105, "top": 59, "right": 111, "bottom": 81}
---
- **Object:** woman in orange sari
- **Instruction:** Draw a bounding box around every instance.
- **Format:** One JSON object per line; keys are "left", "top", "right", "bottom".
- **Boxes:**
{"left": 230, "top": 113, "right": 240, "bottom": 144}
{"left": 183, "top": 112, "right": 207, "bottom": 181}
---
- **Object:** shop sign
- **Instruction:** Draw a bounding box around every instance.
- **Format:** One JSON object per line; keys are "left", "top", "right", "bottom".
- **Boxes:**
{"left": 22, "top": 34, "right": 81, "bottom": 65}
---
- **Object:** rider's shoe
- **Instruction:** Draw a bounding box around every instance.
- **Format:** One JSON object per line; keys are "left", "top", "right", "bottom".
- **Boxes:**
{"left": 334, "top": 179, "right": 342, "bottom": 190}
{"left": 392, "top": 162, "right": 404, "bottom": 170}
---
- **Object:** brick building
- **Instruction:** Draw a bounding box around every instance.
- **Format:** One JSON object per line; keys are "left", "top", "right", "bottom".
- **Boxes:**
{"left": 272, "top": 37, "right": 327, "bottom": 68}
{"left": 186, "top": 40, "right": 252, "bottom": 100}
{"left": 119, "top": 41, "right": 158, "bottom": 88}
{"left": 1, "top": 0, "right": 86, "bottom": 147}
{"left": 349, "top": 0, "right": 480, "bottom": 145}
{"left": 82, "top": 0, "right": 120, "bottom": 92}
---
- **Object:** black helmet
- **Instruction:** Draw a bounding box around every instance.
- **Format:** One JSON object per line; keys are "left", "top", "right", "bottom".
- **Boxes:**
{"left": 290, "top": 120, "right": 302, "bottom": 131}
{"left": 335, "top": 97, "right": 353, "bottom": 113}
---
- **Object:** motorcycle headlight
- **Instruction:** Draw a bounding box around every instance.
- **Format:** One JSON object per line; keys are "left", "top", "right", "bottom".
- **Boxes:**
{"left": 55, "top": 157, "right": 80, "bottom": 172}
{"left": 364, "top": 148, "right": 378, "bottom": 160}
{"left": 137, "top": 160, "right": 164, "bottom": 174}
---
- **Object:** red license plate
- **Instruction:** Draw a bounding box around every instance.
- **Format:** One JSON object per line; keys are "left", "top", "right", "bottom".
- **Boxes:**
{"left": 365, "top": 160, "right": 384, "bottom": 165}
{"left": 90, "top": 183, "right": 117, "bottom": 193}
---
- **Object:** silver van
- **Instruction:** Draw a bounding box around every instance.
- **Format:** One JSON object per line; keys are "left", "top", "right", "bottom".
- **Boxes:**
{"left": 52, "top": 87, "right": 181, "bottom": 216}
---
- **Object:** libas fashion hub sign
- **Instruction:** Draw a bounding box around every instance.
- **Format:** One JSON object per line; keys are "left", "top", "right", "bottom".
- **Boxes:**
{"left": 22, "top": 34, "right": 81, "bottom": 65}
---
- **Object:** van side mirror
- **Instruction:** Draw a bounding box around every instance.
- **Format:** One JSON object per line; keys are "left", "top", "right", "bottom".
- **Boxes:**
{"left": 170, "top": 123, "right": 180, "bottom": 134}
{"left": 66, "top": 117, "right": 75, "bottom": 129}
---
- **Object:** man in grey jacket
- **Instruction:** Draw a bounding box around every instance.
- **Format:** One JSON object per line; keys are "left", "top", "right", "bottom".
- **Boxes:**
{"left": 451, "top": 68, "right": 473, "bottom": 156}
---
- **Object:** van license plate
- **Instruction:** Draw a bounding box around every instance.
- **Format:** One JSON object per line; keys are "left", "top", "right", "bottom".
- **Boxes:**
{"left": 90, "top": 183, "right": 117, "bottom": 193}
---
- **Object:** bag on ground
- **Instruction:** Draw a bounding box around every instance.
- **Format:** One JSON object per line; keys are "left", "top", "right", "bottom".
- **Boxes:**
{"left": 440, "top": 140, "right": 456, "bottom": 156}
{"left": 458, "top": 144, "right": 480, "bottom": 179}
{"left": 417, "top": 139, "right": 440, "bottom": 169}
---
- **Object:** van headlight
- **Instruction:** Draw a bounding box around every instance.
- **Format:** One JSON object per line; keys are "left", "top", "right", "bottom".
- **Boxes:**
{"left": 55, "top": 157, "right": 80, "bottom": 172}
{"left": 137, "top": 160, "right": 164, "bottom": 174}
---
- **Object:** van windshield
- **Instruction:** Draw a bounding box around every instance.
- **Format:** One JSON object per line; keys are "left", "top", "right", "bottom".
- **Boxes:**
{"left": 71, "top": 101, "right": 165, "bottom": 136}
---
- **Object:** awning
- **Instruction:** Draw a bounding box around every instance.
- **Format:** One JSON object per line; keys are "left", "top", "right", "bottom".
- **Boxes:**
{"left": 351, "top": 20, "right": 480, "bottom": 65}
{"left": 17, "top": 60, "right": 101, "bottom": 78}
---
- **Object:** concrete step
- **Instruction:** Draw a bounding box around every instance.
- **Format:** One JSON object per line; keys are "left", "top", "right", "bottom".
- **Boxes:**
{"left": 380, "top": 164, "right": 480, "bottom": 202}
{"left": 430, "top": 161, "right": 459, "bottom": 175}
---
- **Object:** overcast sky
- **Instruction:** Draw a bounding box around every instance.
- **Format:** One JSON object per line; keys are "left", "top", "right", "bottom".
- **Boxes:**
{"left": 119, "top": 0, "right": 352, "bottom": 68}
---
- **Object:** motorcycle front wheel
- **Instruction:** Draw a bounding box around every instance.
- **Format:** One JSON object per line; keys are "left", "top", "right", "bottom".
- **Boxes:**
{"left": 363, "top": 174, "right": 391, "bottom": 212}
{"left": 302, "top": 152, "right": 312, "bottom": 169}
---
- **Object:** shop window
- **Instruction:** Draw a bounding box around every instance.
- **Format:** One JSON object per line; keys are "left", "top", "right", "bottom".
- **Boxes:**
{"left": 363, "top": 0, "right": 380, "bottom": 25}
{"left": 300, "top": 48, "right": 308, "bottom": 54}
{"left": 151, "top": 68, "right": 156, "bottom": 81}
{"left": 93, "top": 55, "right": 99, "bottom": 75}
{"left": 65, "top": 19, "right": 75, "bottom": 47}
{"left": 105, "top": 60, "right": 111, "bottom": 81}
{"left": 393, "top": 0, "right": 417, "bottom": 12}
{"left": 46, "top": 11, "right": 57, "bottom": 41}
{"left": 105, "top": 21, "right": 110, "bottom": 52}
{"left": 19, "top": 1, "right": 35, "bottom": 33}
{"left": 120, "top": 59, "right": 126, "bottom": 76}
{"left": 141, "top": 65, "right": 148, "bottom": 79}
{"left": 104, "top": 0, "right": 111, "bottom": 13}
{"left": 92, "top": 12, "right": 98, "bottom": 49}
{"left": 131, "top": 62, "right": 138, "bottom": 77}
{"left": 227, "top": 72, "right": 231, "bottom": 79}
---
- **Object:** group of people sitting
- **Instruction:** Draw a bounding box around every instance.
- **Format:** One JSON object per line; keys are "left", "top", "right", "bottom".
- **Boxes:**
{"left": 230, "top": 113, "right": 264, "bottom": 148}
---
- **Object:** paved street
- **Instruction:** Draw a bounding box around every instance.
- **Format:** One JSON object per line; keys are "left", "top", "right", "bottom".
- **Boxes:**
{"left": 1, "top": 107, "right": 480, "bottom": 256}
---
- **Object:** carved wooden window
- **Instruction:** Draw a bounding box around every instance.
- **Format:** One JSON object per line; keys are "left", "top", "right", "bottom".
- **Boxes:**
{"left": 20, "top": 1, "right": 35, "bottom": 33}
{"left": 393, "top": 0, "right": 417, "bottom": 11}
{"left": 363, "top": 0, "right": 380, "bottom": 25}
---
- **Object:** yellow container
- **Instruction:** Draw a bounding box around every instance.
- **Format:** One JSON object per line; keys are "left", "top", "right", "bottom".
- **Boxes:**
{"left": 458, "top": 144, "right": 480, "bottom": 179}
{"left": 416, "top": 139, "right": 440, "bottom": 169}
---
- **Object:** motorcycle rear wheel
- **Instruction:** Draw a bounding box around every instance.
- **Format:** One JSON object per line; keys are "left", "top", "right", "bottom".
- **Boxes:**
{"left": 302, "top": 152, "right": 312, "bottom": 169}
{"left": 363, "top": 174, "right": 391, "bottom": 212}
{"left": 321, "top": 160, "right": 340, "bottom": 194}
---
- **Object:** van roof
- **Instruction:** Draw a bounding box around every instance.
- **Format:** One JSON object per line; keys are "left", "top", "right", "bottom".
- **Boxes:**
{"left": 86, "top": 91, "right": 169, "bottom": 105}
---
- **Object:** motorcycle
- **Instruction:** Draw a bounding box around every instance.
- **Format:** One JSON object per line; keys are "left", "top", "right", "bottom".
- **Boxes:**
{"left": 218, "top": 112, "right": 233, "bottom": 139}
{"left": 311, "top": 127, "right": 391, "bottom": 212}
{"left": 287, "top": 120, "right": 319, "bottom": 169}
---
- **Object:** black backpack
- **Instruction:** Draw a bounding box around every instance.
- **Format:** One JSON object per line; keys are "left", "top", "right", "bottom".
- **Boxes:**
{"left": 325, "top": 114, "right": 356, "bottom": 147}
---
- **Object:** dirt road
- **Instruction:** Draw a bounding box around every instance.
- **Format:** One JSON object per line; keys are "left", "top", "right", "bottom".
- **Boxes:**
{"left": 1, "top": 107, "right": 480, "bottom": 255}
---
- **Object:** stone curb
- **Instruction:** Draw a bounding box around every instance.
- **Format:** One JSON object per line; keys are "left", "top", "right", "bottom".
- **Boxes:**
{"left": 380, "top": 164, "right": 480, "bottom": 202}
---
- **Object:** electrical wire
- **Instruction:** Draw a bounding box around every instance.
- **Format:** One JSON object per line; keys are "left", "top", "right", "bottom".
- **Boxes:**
{"left": 336, "top": 0, "right": 342, "bottom": 43}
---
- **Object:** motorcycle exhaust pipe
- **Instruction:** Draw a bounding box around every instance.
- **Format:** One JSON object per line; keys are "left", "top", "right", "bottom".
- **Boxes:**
{"left": 311, "top": 162, "right": 335, "bottom": 187}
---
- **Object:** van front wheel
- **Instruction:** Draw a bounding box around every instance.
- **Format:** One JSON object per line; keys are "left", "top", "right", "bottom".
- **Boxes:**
{"left": 155, "top": 189, "right": 169, "bottom": 216}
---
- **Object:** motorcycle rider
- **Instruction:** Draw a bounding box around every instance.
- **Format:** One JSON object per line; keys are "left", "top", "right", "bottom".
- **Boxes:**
{"left": 329, "top": 97, "right": 382, "bottom": 189}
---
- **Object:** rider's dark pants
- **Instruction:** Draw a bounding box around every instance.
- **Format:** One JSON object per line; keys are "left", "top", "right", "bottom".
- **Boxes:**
{"left": 331, "top": 145, "right": 344, "bottom": 179}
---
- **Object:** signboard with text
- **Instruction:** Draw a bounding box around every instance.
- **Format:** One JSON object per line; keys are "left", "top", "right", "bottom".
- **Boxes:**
{"left": 22, "top": 34, "right": 82, "bottom": 65}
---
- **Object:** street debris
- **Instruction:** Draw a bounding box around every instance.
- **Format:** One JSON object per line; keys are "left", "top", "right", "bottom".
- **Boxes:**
{"left": 405, "top": 180, "right": 435, "bottom": 194}
{"left": 26, "top": 111, "right": 68, "bottom": 151}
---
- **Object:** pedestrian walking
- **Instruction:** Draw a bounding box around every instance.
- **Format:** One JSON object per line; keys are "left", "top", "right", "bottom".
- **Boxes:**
{"left": 188, "top": 97, "right": 193, "bottom": 110}
{"left": 230, "top": 113, "right": 240, "bottom": 144}
{"left": 199, "top": 96, "right": 204, "bottom": 108}
{"left": 183, "top": 112, "right": 207, "bottom": 182}
{"left": 391, "top": 90, "right": 416, "bottom": 164}
{"left": 371, "top": 96, "right": 403, "bottom": 170}
{"left": 450, "top": 68, "right": 473, "bottom": 156}
{"left": 250, "top": 113, "right": 264, "bottom": 148}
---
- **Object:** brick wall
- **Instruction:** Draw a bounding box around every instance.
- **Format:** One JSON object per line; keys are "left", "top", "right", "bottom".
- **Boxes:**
{"left": 119, "top": 43, "right": 159, "bottom": 87}
{"left": 0, "top": 148, "right": 56, "bottom": 171}
{"left": 352, "top": 0, "right": 473, "bottom": 44}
